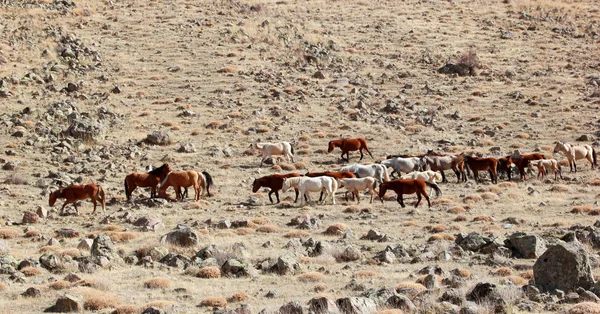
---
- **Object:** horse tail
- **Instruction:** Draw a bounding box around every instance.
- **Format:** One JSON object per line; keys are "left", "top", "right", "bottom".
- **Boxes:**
{"left": 202, "top": 171, "right": 214, "bottom": 197}
{"left": 124, "top": 178, "right": 129, "bottom": 200}
{"left": 98, "top": 185, "right": 106, "bottom": 210}
{"left": 291, "top": 143, "right": 295, "bottom": 155}
{"left": 454, "top": 153, "right": 464, "bottom": 166}
{"left": 362, "top": 139, "right": 374, "bottom": 158}
{"left": 353, "top": 172, "right": 361, "bottom": 178}
{"left": 381, "top": 165, "right": 390, "bottom": 182}
{"left": 593, "top": 147, "right": 597, "bottom": 167}
{"left": 425, "top": 182, "right": 442, "bottom": 198}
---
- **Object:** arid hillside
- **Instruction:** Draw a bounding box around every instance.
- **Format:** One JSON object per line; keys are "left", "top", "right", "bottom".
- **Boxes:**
{"left": 1, "top": 0, "right": 600, "bottom": 313}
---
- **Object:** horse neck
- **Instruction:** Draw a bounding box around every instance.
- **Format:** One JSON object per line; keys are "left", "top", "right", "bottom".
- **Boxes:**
{"left": 160, "top": 173, "right": 172, "bottom": 187}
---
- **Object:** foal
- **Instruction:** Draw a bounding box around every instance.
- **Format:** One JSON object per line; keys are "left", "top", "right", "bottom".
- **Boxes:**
{"left": 507, "top": 153, "right": 545, "bottom": 181}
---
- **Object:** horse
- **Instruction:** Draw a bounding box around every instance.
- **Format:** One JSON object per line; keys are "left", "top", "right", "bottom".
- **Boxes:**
{"left": 339, "top": 164, "right": 390, "bottom": 184}
{"left": 380, "top": 157, "right": 423, "bottom": 178}
{"left": 252, "top": 173, "right": 302, "bottom": 204}
{"left": 497, "top": 156, "right": 513, "bottom": 181}
{"left": 378, "top": 179, "right": 441, "bottom": 208}
{"left": 158, "top": 170, "right": 202, "bottom": 201}
{"left": 281, "top": 176, "right": 338, "bottom": 206}
{"left": 420, "top": 153, "right": 465, "bottom": 183}
{"left": 337, "top": 177, "right": 377, "bottom": 204}
{"left": 401, "top": 170, "right": 443, "bottom": 184}
{"left": 124, "top": 163, "right": 172, "bottom": 200}
{"left": 252, "top": 142, "right": 295, "bottom": 167}
{"left": 463, "top": 156, "right": 499, "bottom": 184}
{"left": 507, "top": 153, "right": 545, "bottom": 181}
{"left": 553, "top": 141, "right": 597, "bottom": 172}
{"left": 328, "top": 138, "right": 373, "bottom": 162}
{"left": 49, "top": 184, "right": 106, "bottom": 215}
{"left": 528, "top": 159, "right": 563, "bottom": 180}
{"left": 305, "top": 171, "right": 356, "bottom": 201}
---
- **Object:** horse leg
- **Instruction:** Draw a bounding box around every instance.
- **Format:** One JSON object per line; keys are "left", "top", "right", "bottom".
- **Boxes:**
{"left": 440, "top": 170, "right": 447, "bottom": 183}
{"left": 91, "top": 197, "right": 97, "bottom": 215}
{"left": 425, "top": 194, "right": 431, "bottom": 208}
{"left": 260, "top": 155, "right": 267, "bottom": 167}
{"left": 73, "top": 202, "right": 79, "bottom": 216}
{"left": 318, "top": 190, "right": 324, "bottom": 202}
{"left": 397, "top": 194, "right": 406, "bottom": 208}
{"left": 415, "top": 193, "right": 422, "bottom": 208}
{"left": 355, "top": 190, "right": 360, "bottom": 204}
{"left": 267, "top": 190, "right": 274, "bottom": 203}
{"left": 60, "top": 201, "right": 69, "bottom": 215}
{"left": 573, "top": 159, "right": 577, "bottom": 172}
{"left": 359, "top": 149, "right": 364, "bottom": 161}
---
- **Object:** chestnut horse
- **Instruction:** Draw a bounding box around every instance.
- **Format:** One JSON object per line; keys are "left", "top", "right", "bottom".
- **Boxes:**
{"left": 463, "top": 156, "right": 499, "bottom": 184}
{"left": 305, "top": 170, "right": 356, "bottom": 201}
{"left": 252, "top": 173, "right": 302, "bottom": 204}
{"left": 378, "top": 179, "right": 441, "bottom": 208}
{"left": 49, "top": 184, "right": 106, "bottom": 215}
{"left": 159, "top": 170, "right": 202, "bottom": 201}
{"left": 507, "top": 153, "right": 545, "bottom": 181}
{"left": 553, "top": 141, "right": 597, "bottom": 172}
{"left": 497, "top": 155, "right": 513, "bottom": 181}
{"left": 328, "top": 138, "right": 373, "bottom": 162}
{"left": 124, "top": 163, "right": 172, "bottom": 200}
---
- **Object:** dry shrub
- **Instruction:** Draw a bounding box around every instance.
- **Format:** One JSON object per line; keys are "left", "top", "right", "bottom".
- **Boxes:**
{"left": 102, "top": 225, "right": 124, "bottom": 232}
{"left": 61, "top": 248, "right": 81, "bottom": 258}
{"left": 112, "top": 305, "right": 141, "bottom": 314}
{"left": 458, "top": 48, "right": 479, "bottom": 69}
{"left": 21, "top": 267, "right": 42, "bottom": 276}
{"left": 216, "top": 231, "right": 236, "bottom": 237}
{"left": 376, "top": 310, "right": 404, "bottom": 314}
{"left": 454, "top": 215, "right": 468, "bottom": 222}
{"left": 568, "top": 302, "right": 600, "bottom": 314}
{"left": 416, "top": 275, "right": 442, "bottom": 286}
{"left": 498, "top": 182, "right": 517, "bottom": 189}
{"left": 25, "top": 230, "right": 39, "bottom": 238}
{"left": 494, "top": 267, "right": 513, "bottom": 276}
{"left": 504, "top": 275, "right": 528, "bottom": 285}
{"left": 589, "top": 209, "right": 600, "bottom": 216}
{"left": 298, "top": 272, "right": 325, "bottom": 282}
{"left": 145, "top": 301, "right": 175, "bottom": 309}
{"left": 256, "top": 126, "right": 270, "bottom": 133}
{"left": 448, "top": 206, "right": 466, "bottom": 214}
{"left": 324, "top": 223, "right": 348, "bottom": 235}
{"left": 257, "top": 224, "right": 279, "bottom": 233}
{"left": 217, "top": 66, "right": 237, "bottom": 73}
{"left": 197, "top": 266, "right": 221, "bottom": 279}
{"left": 108, "top": 232, "right": 137, "bottom": 243}
{"left": 200, "top": 297, "right": 227, "bottom": 308}
{"left": 284, "top": 230, "right": 310, "bottom": 238}
{"left": 144, "top": 277, "right": 172, "bottom": 289}
{"left": 315, "top": 149, "right": 328, "bottom": 154}
{"left": 403, "top": 221, "right": 417, "bottom": 227}
{"left": 572, "top": 205, "right": 592, "bottom": 214}
{"left": 191, "top": 129, "right": 201, "bottom": 136}
{"left": 587, "top": 178, "right": 600, "bottom": 186}
{"left": 294, "top": 162, "right": 308, "bottom": 169}
{"left": 313, "top": 284, "right": 327, "bottom": 292}
{"left": 0, "top": 283, "right": 5, "bottom": 291}
{"left": 395, "top": 282, "right": 426, "bottom": 292}
{"left": 0, "top": 227, "right": 20, "bottom": 239}
{"left": 69, "top": 287, "right": 120, "bottom": 310}
{"left": 235, "top": 228, "right": 255, "bottom": 236}
{"left": 49, "top": 280, "right": 72, "bottom": 290}
{"left": 428, "top": 233, "right": 455, "bottom": 242}
{"left": 431, "top": 198, "right": 452, "bottom": 206}
{"left": 77, "top": 277, "right": 112, "bottom": 291}
{"left": 463, "top": 194, "right": 482, "bottom": 203}
{"left": 520, "top": 269, "right": 534, "bottom": 280}
{"left": 550, "top": 184, "right": 570, "bottom": 192}
{"left": 354, "top": 270, "right": 378, "bottom": 278}
{"left": 206, "top": 121, "right": 224, "bottom": 129}
{"left": 426, "top": 224, "right": 448, "bottom": 233}
{"left": 473, "top": 216, "right": 494, "bottom": 222}
{"left": 39, "top": 245, "right": 62, "bottom": 254}
{"left": 453, "top": 268, "right": 471, "bottom": 278}
{"left": 227, "top": 291, "right": 249, "bottom": 303}
{"left": 516, "top": 133, "right": 530, "bottom": 139}
{"left": 299, "top": 135, "right": 311, "bottom": 141}
{"left": 279, "top": 163, "right": 296, "bottom": 171}
{"left": 251, "top": 217, "right": 269, "bottom": 225}
{"left": 344, "top": 205, "right": 360, "bottom": 213}
{"left": 510, "top": 143, "right": 524, "bottom": 149}
{"left": 480, "top": 192, "right": 499, "bottom": 200}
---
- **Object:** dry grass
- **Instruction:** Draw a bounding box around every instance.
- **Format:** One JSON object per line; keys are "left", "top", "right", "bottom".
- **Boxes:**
{"left": 324, "top": 223, "right": 348, "bottom": 235}
{"left": 68, "top": 287, "right": 120, "bottom": 310}
{"left": 376, "top": 310, "right": 404, "bottom": 314}
{"left": 344, "top": 205, "right": 360, "bottom": 213}
{"left": 520, "top": 269, "right": 534, "bottom": 280}
{"left": 197, "top": 266, "right": 221, "bottom": 279}
{"left": 503, "top": 275, "right": 528, "bottom": 285}
{"left": 448, "top": 206, "right": 466, "bottom": 214}
{"left": 572, "top": 205, "right": 593, "bottom": 214}
{"left": 428, "top": 233, "right": 456, "bottom": 242}
{"left": 25, "top": 230, "right": 39, "bottom": 238}
{"left": 49, "top": 280, "right": 72, "bottom": 290}
{"left": 480, "top": 192, "right": 499, "bottom": 200}
{"left": 108, "top": 232, "right": 137, "bottom": 243}
{"left": 463, "top": 194, "right": 483, "bottom": 203}
{"left": 200, "top": 296, "right": 227, "bottom": 307}
{"left": 112, "top": 305, "right": 142, "bottom": 314}
{"left": 568, "top": 302, "right": 600, "bottom": 314}
{"left": 284, "top": 230, "right": 310, "bottom": 238}
{"left": 235, "top": 228, "right": 255, "bottom": 235}
{"left": 279, "top": 163, "right": 296, "bottom": 171}
{"left": 0, "top": 283, "right": 5, "bottom": 291}
{"left": 494, "top": 267, "right": 513, "bottom": 276}
{"left": 473, "top": 216, "right": 494, "bottom": 222}
{"left": 551, "top": 184, "right": 571, "bottom": 192}
{"left": 426, "top": 224, "right": 449, "bottom": 233}
{"left": 102, "top": 225, "right": 124, "bottom": 232}
{"left": 395, "top": 282, "right": 427, "bottom": 292}
{"left": 313, "top": 284, "right": 328, "bottom": 292}
{"left": 354, "top": 270, "right": 379, "bottom": 278}
{"left": 0, "top": 227, "right": 20, "bottom": 239}
{"left": 453, "top": 268, "right": 471, "bottom": 278}
{"left": 144, "top": 277, "right": 172, "bottom": 289}
{"left": 251, "top": 217, "right": 269, "bottom": 225}
{"left": 498, "top": 182, "right": 517, "bottom": 189}
{"left": 227, "top": 291, "right": 249, "bottom": 303}
{"left": 454, "top": 215, "right": 468, "bottom": 222}
{"left": 297, "top": 272, "right": 325, "bottom": 282}
{"left": 257, "top": 224, "right": 279, "bottom": 233}
{"left": 403, "top": 221, "right": 417, "bottom": 227}
{"left": 145, "top": 300, "right": 175, "bottom": 309}
{"left": 20, "top": 267, "right": 42, "bottom": 277}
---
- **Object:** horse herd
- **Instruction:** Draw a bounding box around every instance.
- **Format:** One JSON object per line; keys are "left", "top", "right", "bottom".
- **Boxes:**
{"left": 47, "top": 137, "right": 598, "bottom": 214}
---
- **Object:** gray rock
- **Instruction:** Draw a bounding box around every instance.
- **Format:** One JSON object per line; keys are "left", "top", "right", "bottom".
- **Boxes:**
{"left": 577, "top": 134, "right": 595, "bottom": 142}
{"left": 534, "top": 241, "right": 595, "bottom": 292}
{"left": 64, "top": 118, "right": 105, "bottom": 142}
{"left": 22, "top": 211, "right": 40, "bottom": 224}
{"left": 2, "top": 162, "right": 17, "bottom": 171}
{"left": 265, "top": 290, "right": 279, "bottom": 298}
{"left": 278, "top": 301, "right": 303, "bottom": 314}
{"left": 145, "top": 131, "right": 171, "bottom": 146}
{"left": 313, "top": 71, "right": 326, "bottom": 79}
{"left": 22, "top": 287, "right": 41, "bottom": 298}
{"left": 274, "top": 254, "right": 301, "bottom": 275}
{"left": 90, "top": 234, "right": 120, "bottom": 261}
{"left": 335, "top": 297, "right": 376, "bottom": 314}
{"left": 39, "top": 253, "right": 62, "bottom": 271}
{"left": 77, "top": 239, "right": 93, "bottom": 251}
{"left": 140, "top": 307, "right": 165, "bottom": 314}
{"left": 441, "top": 289, "right": 466, "bottom": 306}
{"left": 361, "top": 229, "right": 389, "bottom": 242}
{"left": 505, "top": 232, "right": 547, "bottom": 258}
{"left": 63, "top": 273, "right": 83, "bottom": 283}
{"left": 466, "top": 282, "right": 497, "bottom": 304}
{"left": 221, "top": 259, "right": 254, "bottom": 278}
{"left": 36, "top": 206, "right": 48, "bottom": 218}
{"left": 309, "top": 297, "right": 340, "bottom": 314}
{"left": 160, "top": 228, "right": 199, "bottom": 247}
{"left": 456, "top": 232, "right": 488, "bottom": 252}
{"left": 176, "top": 143, "right": 196, "bottom": 153}
{"left": 386, "top": 294, "right": 416, "bottom": 312}
{"left": 47, "top": 294, "right": 84, "bottom": 312}
{"left": 133, "top": 216, "right": 163, "bottom": 231}
{"left": 339, "top": 246, "right": 362, "bottom": 262}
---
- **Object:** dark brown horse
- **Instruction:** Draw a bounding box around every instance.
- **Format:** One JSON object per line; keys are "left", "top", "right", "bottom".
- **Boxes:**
{"left": 497, "top": 155, "right": 513, "bottom": 181}
{"left": 328, "top": 138, "right": 373, "bottom": 162}
{"left": 252, "top": 173, "right": 302, "bottom": 204}
{"left": 378, "top": 179, "right": 441, "bottom": 208}
{"left": 124, "top": 163, "right": 172, "bottom": 200}
{"left": 305, "top": 171, "right": 356, "bottom": 201}
{"left": 463, "top": 156, "right": 499, "bottom": 184}
{"left": 49, "top": 184, "right": 106, "bottom": 215}
{"left": 507, "top": 153, "right": 545, "bottom": 181}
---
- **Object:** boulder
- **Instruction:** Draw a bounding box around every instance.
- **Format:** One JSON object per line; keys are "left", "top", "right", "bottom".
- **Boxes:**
{"left": 133, "top": 216, "right": 163, "bottom": 231}
{"left": 386, "top": 294, "right": 416, "bottom": 312}
{"left": 335, "top": 297, "right": 376, "bottom": 314}
{"left": 39, "top": 253, "right": 62, "bottom": 271}
{"left": 36, "top": 206, "right": 48, "bottom": 218}
{"left": 456, "top": 232, "right": 488, "bottom": 252}
{"left": 221, "top": 259, "right": 254, "bottom": 278}
{"left": 22, "top": 287, "right": 41, "bottom": 298}
{"left": 145, "top": 131, "right": 171, "bottom": 146}
{"left": 466, "top": 283, "right": 497, "bottom": 304}
{"left": 77, "top": 239, "right": 93, "bottom": 251}
{"left": 339, "top": 246, "right": 362, "bottom": 262}
{"left": 273, "top": 254, "right": 301, "bottom": 275}
{"left": 90, "top": 234, "right": 120, "bottom": 261}
{"left": 160, "top": 228, "right": 199, "bottom": 247}
{"left": 141, "top": 307, "right": 165, "bottom": 314}
{"left": 309, "top": 297, "right": 340, "bottom": 314}
{"left": 22, "top": 211, "right": 40, "bottom": 224}
{"left": 64, "top": 118, "right": 105, "bottom": 142}
{"left": 533, "top": 241, "right": 595, "bottom": 292}
{"left": 278, "top": 301, "right": 304, "bottom": 314}
{"left": 441, "top": 288, "right": 466, "bottom": 306}
{"left": 46, "top": 294, "right": 84, "bottom": 312}
{"left": 505, "top": 232, "right": 547, "bottom": 258}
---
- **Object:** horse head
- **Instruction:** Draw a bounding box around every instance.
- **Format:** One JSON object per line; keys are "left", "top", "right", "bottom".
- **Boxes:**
{"left": 327, "top": 141, "right": 335, "bottom": 153}
{"left": 378, "top": 183, "right": 387, "bottom": 203}
{"left": 251, "top": 179, "right": 260, "bottom": 193}
{"left": 281, "top": 178, "right": 290, "bottom": 192}
{"left": 48, "top": 189, "right": 62, "bottom": 206}
{"left": 553, "top": 141, "right": 565, "bottom": 154}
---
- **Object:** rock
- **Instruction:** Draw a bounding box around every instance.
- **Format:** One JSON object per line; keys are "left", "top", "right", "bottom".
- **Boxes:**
{"left": 159, "top": 253, "right": 190, "bottom": 268}
{"left": 36, "top": 206, "right": 48, "bottom": 218}
{"left": 339, "top": 246, "right": 362, "bottom": 262}
{"left": 140, "top": 307, "right": 165, "bottom": 314}
{"left": 221, "top": 259, "right": 254, "bottom": 278}
{"left": 273, "top": 254, "right": 301, "bottom": 275}
{"left": 373, "top": 250, "right": 396, "bottom": 264}
{"left": 386, "top": 294, "right": 416, "bottom": 311}
{"left": 63, "top": 273, "right": 83, "bottom": 283}
{"left": 145, "top": 131, "right": 171, "bottom": 146}
{"left": 90, "top": 234, "right": 120, "bottom": 261}
{"left": 335, "top": 297, "right": 376, "bottom": 314}
{"left": 265, "top": 290, "right": 279, "bottom": 298}
{"left": 196, "top": 244, "right": 219, "bottom": 260}
{"left": 361, "top": 229, "right": 390, "bottom": 242}
{"left": 577, "top": 134, "right": 595, "bottom": 142}
{"left": 133, "top": 216, "right": 163, "bottom": 231}
{"left": 176, "top": 143, "right": 196, "bottom": 153}
{"left": 160, "top": 228, "right": 199, "bottom": 247}
{"left": 438, "top": 63, "right": 475, "bottom": 76}
{"left": 278, "top": 301, "right": 303, "bottom": 314}
{"left": 55, "top": 229, "right": 79, "bottom": 238}
{"left": 64, "top": 118, "right": 105, "bottom": 143}
{"left": 47, "top": 294, "right": 84, "bottom": 312}
{"left": 441, "top": 289, "right": 466, "bottom": 306}
{"left": 2, "top": 161, "right": 17, "bottom": 170}
{"left": 22, "top": 211, "right": 40, "bottom": 224}
{"left": 456, "top": 232, "right": 488, "bottom": 252}
{"left": 466, "top": 283, "right": 497, "bottom": 303}
{"left": 459, "top": 303, "right": 480, "bottom": 314}
{"left": 309, "top": 297, "right": 340, "bottom": 314}
{"left": 22, "top": 287, "right": 41, "bottom": 298}
{"left": 216, "top": 219, "right": 232, "bottom": 229}
{"left": 534, "top": 241, "right": 595, "bottom": 292}
{"left": 422, "top": 274, "right": 440, "bottom": 289}
{"left": 39, "top": 254, "right": 62, "bottom": 271}
{"left": 313, "top": 71, "right": 326, "bottom": 79}
{"left": 505, "top": 232, "right": 547, "bottom": 258}
{"left": 77, "top": 239, "right": 93, "bottom": 251}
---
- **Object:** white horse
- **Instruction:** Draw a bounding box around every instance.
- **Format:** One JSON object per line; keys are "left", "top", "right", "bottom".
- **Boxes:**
{"left": 339, "top": 164, "right": 390, "bottom": 184}
{"left": 337, "top": 177, "right": 377, "bottom": 204}
{"left": 401, "top": 170, "right": 443, "bottom": 184}
{"left": 281, "top": 176, "right": 338, "bottom": 206}
{"left": 252, "top": 142, "right": 295, "bottom": 167}
{"left": 553, "top": 141, "right": 596, "bottom": 172}
{"left": 381, "top": 157, "right": 423, "bottom": 178}
{"left": 528, "top": 159, "right": 563, "bottom": 180}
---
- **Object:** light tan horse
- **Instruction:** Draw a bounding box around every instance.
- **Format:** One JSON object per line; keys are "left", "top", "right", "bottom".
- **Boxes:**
{"left": 337, "top": 177, "right": 377, "bottom": 204}
{"left": 528, "top": 159, "right": 563, "bottom": 180}
{"left": 553, "top": 141, "right": 596, "bottom": 172}
{"left": 252, "top": 142, "right": 295, "bottom": 167}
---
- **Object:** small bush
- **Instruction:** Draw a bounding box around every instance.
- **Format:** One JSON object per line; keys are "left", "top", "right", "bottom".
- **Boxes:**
{"left": 197, "top": 266, "right": 221, "bottom": 279}
{"left": 235, "top": 228, "right": 255, "bottom": 235}
{"left": 144, "top": 277, "right": 172, "bottom": 289}
{"left": 20, "top": 267, "right": 42, "bottom": 277}
{"left": 324, "top": 223, "right": 348, "bottom": 235}
{"left": 49, "top": 280, "right": 72, "bottom": 290}
{"left": 257, "top": 224, "right": 279, "bottom": 233}
{"left": 473, "top": 216, "right": 494, "bottom": 222}
{"left": 354, "top": 270, "right": 378, "bottom": 278}
{"left": 200, "top": 297, "right": 227, "bottom": 308}
{"left": 426, "top": 224, "right": 448, "bottom": 233}
{"left": 428, "top": 233, "right": 455, "bottom": 242}
{"left": 494, "top": 267, "right": 513, "bottom": 276}
{"left": 454, "top": 215, "right": 468, "bottom": 222}
{"left": 227, "top": 291, "right": 249, "bottom": 303}
{"left": 298, "top": 272, "right": 325, "bottom": 282}
{"left": 145, "top": 301, "right": 175, "bottom": 309}
{"left": 457, "top": 48, "right": 479, "bottom": 69}
{"left": 313, "top": 284, "right": 327, "bottom": 292}
{"left": 569, "top": 302, "right": 600, "bottom": 314}
{"left": 284, "top": 230, "right": 310, "bottom": 238}
{"left": 112, "top": 305, "right": 141, "bottom": 314}
{"left": 395, "top": 282, "right": 426, "bottom": 292}
{"left": 0, "top": 227, "right": 20, "bottom": 239}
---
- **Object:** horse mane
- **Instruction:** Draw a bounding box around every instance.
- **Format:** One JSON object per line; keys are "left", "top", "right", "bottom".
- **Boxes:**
{"left": 149, "top": 164, "right": 169, "bottom": 177}
{"left": 159, "top": 172, "right": 172, "bottom": 187}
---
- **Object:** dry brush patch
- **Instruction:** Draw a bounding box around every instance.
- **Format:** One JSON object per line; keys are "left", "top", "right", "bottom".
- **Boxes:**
{"left": 112, "top": 305, "right": 142, "bottom": 314}
{"left": 298, "top": 272, "right": 325, "bottom": 282}
{"left": 68, "top": 287, "right": 120, "bottom": 311}
{"left": 145, "top": 300, "right": 175, "bottom": 309}
{"left": 227, "top": 291, "right": 249, "bottom": 303}
{"left": 144, "top": 277, "right": 172, "bottom": 289}
{"left": 324, "top": 223, "right": 348, "bottom": 235}
{"left": 0, "top": 227, "right": 21, "bottom": 239}
{"left": 200, "top": 296, "right": 227, "bottom": 308}
{"left": 196, "top": 266, "right": 221, "bottom": 279}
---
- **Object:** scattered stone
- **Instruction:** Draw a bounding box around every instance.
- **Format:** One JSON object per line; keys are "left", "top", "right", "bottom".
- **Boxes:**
{"left": 221, "top": 259, "right": 255, "bottom": 278}
{"left": 313, "top": 71, "right": 326, "bottom": 79}
{"left": 63, "top": 273, "right": 83, "bottom": 283}
{"left": 456, "top": 232, "right": 488, "bottom": 252}
{"left": 361, "top": 229, "right": 390, "bottom": 242}
{"left": 77, "top": 239, "right": 93, "bottom": 251}
{"left": 160, "top": 228, "right": 199, "bottom": 247}
{"left": 438, "top": 63, "right": 475, "bottom": 76}
{"left": 467, "top": 283, "right": 497, "bottom": 304}
{"left": 36, "top": 206, "right": 48, "bottom": 218}
{"left": 55, "top": 229, "right": 79, "bottom": 238}
{"left": 266, "top": 290, "right": 279, "bottom": 298}
{"left": 386, "top": 294, "right": 416, "bottom": 312}
{"left": 309, "top": 297, "right": 339, "bottom": 313}
{"left": 534, "top": 241, "right": 594, "bottom": 292}
{"left": 441, "top": 289, "right": 466, "bottom": 306}
{"left": 39, "top": 253, "right": 62, "bottom": 271}
{"left": 144, "top": 131, "right": 171, "bottom": 146}
{"left": 22, "top": 211, "right": 40, "bottom": 224}
{"left": 140, "top": 307, "right": 164, "bottom": 314}
{"left": 339, "top": 246, "right": 362, "bottom": 262}
{"left": 90, "top": 234, "right": 120, "bottom": 261}
{"left": 176, "top": 143, "right": 196, "bottom": 153}
{"left": 505, "top": 232, "right": 547, "bottom": 258}
{"left": 2, "top": 162, "right": 17, "bottom": 171}
{"left": 278, "top": 301, "right": 303, "bottom": 314}
{"left": 336, "top": 297, "right": 376, "bottom": 314}
{"left": 22, "top": 287, "right": 41, "bottom": 298}
{"left": 133, "top": 216, "right": 163, "bottom": 231}
{"left": 273, "top": 254, "right": 301, "bottom": 275}
{"left": 577, "top": 134, "right": 595, "bottom": 142}
{"left": 46, "top": 294, "right": 84, "bottom": 312}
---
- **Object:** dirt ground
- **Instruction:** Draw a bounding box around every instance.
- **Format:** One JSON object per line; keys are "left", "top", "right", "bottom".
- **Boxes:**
{"left": 1, "top": 0, "right": 600, "bottom": 313}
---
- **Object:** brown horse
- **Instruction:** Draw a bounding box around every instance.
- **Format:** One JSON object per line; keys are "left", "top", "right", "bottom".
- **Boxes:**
{"left": 124, "top": 163, "right": 172, "bottom": 200}
{"left": 252, "top": 173, "right": 302, "bottom": 204}
{"left": 507, "top": 153, "right": 545, "bottom": 181}
{"left": 158, "top": 170, "right": 202, "bottom": 201}
{"left": 497, "top": 155, "right": 513, "bottom": 181}
{"left": 49, "top": 184, "right": 106, "bottom": 215}
{"left": 328, "top": 138, "right": 373, "bottom": 162}
{"left": 305, "top": 171, "right": 356, "bottom": 201}
{"left": 378, "top": 179, "right": 441, "bottom": 208}
{"left": 420, "top": 153, "right": 465, "bottom": 183}
{"left": 463, "top": 156, "right": 499, "bottom": 184}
